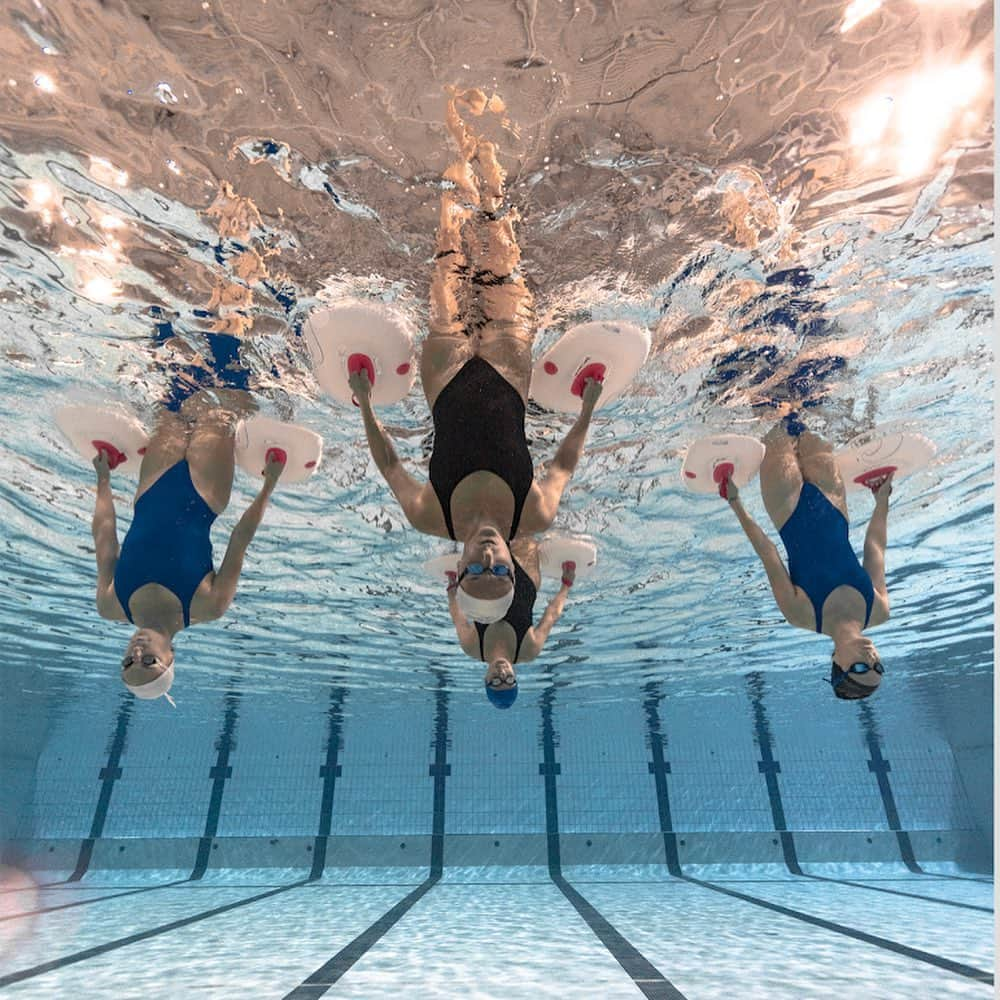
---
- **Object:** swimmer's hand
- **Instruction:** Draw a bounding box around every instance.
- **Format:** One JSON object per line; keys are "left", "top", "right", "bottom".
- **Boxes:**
{"left": 581, "top": 377, "right": 604, "bottom": 413}
{"left": 874, "top": 472, "right": 894, "bottom": 504}
{"left": 723, "top": 475, "right": 740, "bottom": 504}
{"left": 263, "top": 454, "right": 286, "bottom": 486}
{"left": 445, "top": 570, "right": 458, "bottom": 593}
{"left": 348, "top": 368, "right": 373, "bottom": 408}
{"left": 93, "top": 451, "right": 111, "bottom": 483}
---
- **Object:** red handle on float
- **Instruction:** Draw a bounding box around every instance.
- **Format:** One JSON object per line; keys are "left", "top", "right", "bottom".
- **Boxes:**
{"left": 265, "top": 447, "right": 288, "bottom": 466}
{"left": 570, "top": 363, "right": 606, "bottom": 398}
{"left": 855, "top": 465, "right": 897, "bottom": 494}
{"left": 713, "top": 461, "right": 735, "bottom": 499}
{"left": 92, "top": 440, "right": 127, "bottom": 471}
{"left": 348, "top": 354, "right": 376, "bottom": 408}
{"left": 348, "top": 354, "right": 376, "bottom": 385}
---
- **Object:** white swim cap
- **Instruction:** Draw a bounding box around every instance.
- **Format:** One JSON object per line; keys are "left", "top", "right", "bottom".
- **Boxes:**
{"left": 455, "top": 584, "right": 515, "bottom": 624}
{"left": 124, "top": 662, "right": 177, "bottom": 707}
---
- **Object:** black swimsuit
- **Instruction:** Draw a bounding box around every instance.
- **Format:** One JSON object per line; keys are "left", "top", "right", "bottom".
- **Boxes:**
{"left": 475, "top": 556, "right": 537, "bottom": 663}
{"left": 429, "top": 357, "right": 534, "bottom": 540}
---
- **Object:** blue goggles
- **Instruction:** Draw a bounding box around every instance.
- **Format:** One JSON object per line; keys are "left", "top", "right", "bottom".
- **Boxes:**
{"left": 458, "top": 563, "right": 511, "bottom": 583}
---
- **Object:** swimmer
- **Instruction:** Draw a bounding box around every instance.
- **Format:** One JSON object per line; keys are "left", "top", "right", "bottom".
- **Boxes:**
{"left": 349, "top": 88, "right": 602, "bottom": 625}
{"left": 724, "top": 414, "right": 891, "bottom": 700}
{"left": 91, "top": 395, "right": 285, "bottom": 704}
{"left": 444, "top": 538, "right": 576, "bottom": 709}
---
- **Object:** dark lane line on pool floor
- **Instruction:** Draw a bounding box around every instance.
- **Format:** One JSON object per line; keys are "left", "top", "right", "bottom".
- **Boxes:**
{"left": 743, "top": 676, "right": 992, "bottom": 914}
{"left": 308, "top": 685, "right": 348, "bottom": 881}
{"left": 542, "top": 688, "right": 688, "bottom": 1000}
{"left": 2, "top": 680, "right": 368, "bottom": 986}
{"left": 67, "top": 692, "right": 133, "bottom": 882}
{"left": 4, "top": 683, "right": 243, "bottom": 925}
{"left": 643, "top": 683, "right": 994, "bottom": 987}
{"left": 0, "top": 881, "right": 310, "bottom": 988}
{"left": 5, "top": 682, "right": 348, "bottom": 922}
{"left": 0, "top": 879, "right": 192, "bottom": 923}
{"left": 683, "top": 875, "right": 994, "bottom": 985}
{"left": 281, "top": 674, "right": 450, "bottom": 1000}
{"left": 856, "top": 703, "right": 990, "bottom": 886}
{"left": 190, "top": 684, "right": 241, "bottom": 880}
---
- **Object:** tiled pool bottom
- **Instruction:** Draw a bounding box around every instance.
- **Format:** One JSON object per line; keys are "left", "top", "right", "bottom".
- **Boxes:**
{"left": 1, "top": 864, "right": 992, "bottom": 999}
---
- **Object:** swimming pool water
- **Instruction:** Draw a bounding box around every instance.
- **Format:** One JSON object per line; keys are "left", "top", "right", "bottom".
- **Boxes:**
{"left": 0, "top": 0, "right": 993, "bottom": 995}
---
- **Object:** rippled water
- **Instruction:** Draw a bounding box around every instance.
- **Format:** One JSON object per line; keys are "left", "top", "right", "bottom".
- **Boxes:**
{"left": 0, "top": 0, "right": 992, "bottom": 714}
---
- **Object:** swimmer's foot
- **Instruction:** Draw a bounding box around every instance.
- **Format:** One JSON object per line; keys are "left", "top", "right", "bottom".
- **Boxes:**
{"left": 783, "top": 411, "right": 807, "bottom": 437}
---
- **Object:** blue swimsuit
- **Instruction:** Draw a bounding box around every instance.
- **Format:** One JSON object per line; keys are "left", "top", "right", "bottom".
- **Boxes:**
{"left": 778, "top": 483, "right": 874, "bottom": 633}
{"left": 114, "top": 461, "right": 216, "bottom": 627}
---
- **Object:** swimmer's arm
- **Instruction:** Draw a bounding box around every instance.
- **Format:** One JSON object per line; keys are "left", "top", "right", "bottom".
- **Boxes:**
{"left": 447, "top": 585, "right": 480, "bottom": 657}
{"left": 92, "top": 459, "right": 122, "bottom": 617}
{"left": 863, "top": 495, "right": 890, "bottom": 593}
{"left": 519, "top": 580, "right": 572, "bottom": 662}
{"left": 208, "top": 472, "right": 279, "bottom": 617}
{"left": 728, "top": 497, "right": 802, "bottom": 618}
{"left": 526, "top": 384, "right": 601, "bottom": 528}
{"left": 355, "top": 393, "right": 439, "bottom": 532}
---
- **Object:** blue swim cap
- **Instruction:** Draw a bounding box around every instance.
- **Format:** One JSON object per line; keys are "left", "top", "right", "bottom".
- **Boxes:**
{"left": 485, "top": 684, "right": 518, "bottom": 709}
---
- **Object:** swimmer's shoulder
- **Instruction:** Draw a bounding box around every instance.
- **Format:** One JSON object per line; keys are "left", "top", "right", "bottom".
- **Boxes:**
{"left": 777, "top": 585, "right": 816, "bottom": 631}
{"left": 405, "top": 483, "right": 450, "bottom": 537}
{"left": 96, "top": 583, "right": 128, "bottom": 622}
{"left": 867, "top": 590, "right": 891, "bottom": 627}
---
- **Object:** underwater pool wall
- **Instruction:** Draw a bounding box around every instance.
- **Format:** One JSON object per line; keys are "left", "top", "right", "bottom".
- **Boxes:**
{"left": 2, "top": 660, "right": 991, "bottom": 876}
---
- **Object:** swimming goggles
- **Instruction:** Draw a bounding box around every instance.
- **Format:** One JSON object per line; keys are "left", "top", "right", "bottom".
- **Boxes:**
{"left": 458, "top": 564, "right": 512, "bottom": 583}
{"left": 487, "top": 675, "right": 517, "bottom": 689}
{"left": 122, "top": 653, "right": 163, "bottom": 669}
{"left": 831, "top": 661, "right": 884, "bottom": 689}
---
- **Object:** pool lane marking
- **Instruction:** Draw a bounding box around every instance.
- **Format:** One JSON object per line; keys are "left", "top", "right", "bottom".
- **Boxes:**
{"left": 279, "top": 879, "right": 440, "bottom": 1000}
{"left": 856, "top": 702, "right": 929, "bottom": 874}
{"left": 281, "top": 675, "right": 450, "bottom": 999}
{"left": 745, "top": 672, "right": 804, "bottom": 875}
{"left": 643, "top": 684, "right": 682, "bottom": 877}
{"left": 67, "top": 693, "right": 133, "bottom": 882}
{"left": 681, "top": 875, "right": 994, "bottom": 984}
{"left": 743, "top": 675, "right": 990, "bottom": 912}
{"left": 643, "top": 684, "right": 994, "bottom": 986}
{"left": 857, "top": 705, "right": 991, "bottom": 885}
{"left": 540, "top": 687, "right": 689, "bottom": 1000}
{"left": 0, "top": 880, "right": 192, "bottom": 923}
{"left": 191, "top": 685, "right": 241, "bottom": 880}
{"left": 0, "top": 880, "right": 310, "bottom": 987}
{"left": 792, "top": 876, "right": 993, "bottom": 914}
{"left": 309, "top": 685, "right": 348, "bottom": 880}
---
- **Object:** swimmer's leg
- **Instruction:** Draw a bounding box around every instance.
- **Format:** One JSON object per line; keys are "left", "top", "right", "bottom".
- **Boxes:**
{"left": 759, "top": 420, "right": 804, "bottom": 532}
{"left": 421, "top": 191, "right": 477, "bottom": 410}
{"left": 421, "top": 90, "right": 487, "bottom": 408}
{"left": 134, "top": 411, "right": 190, "bottom": 505}
{"left": 463, "top": 137, "right": 535, "bottom": 403}
{"left": 186, "top": 406, "right": 237, "bottom": 515}
{"left": 797, "top": 429, "right": 849, "bottom": 520}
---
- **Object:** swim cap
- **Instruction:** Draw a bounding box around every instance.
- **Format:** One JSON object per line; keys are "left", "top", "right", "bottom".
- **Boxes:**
{"left": 455, "top": 584, "right": 515, "bottom": 624}
{"left": 486, "top": 684, "right": 518, "bottom": 709}
{"left": 124, "top": 662, "right": 177, "bottom": 707}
